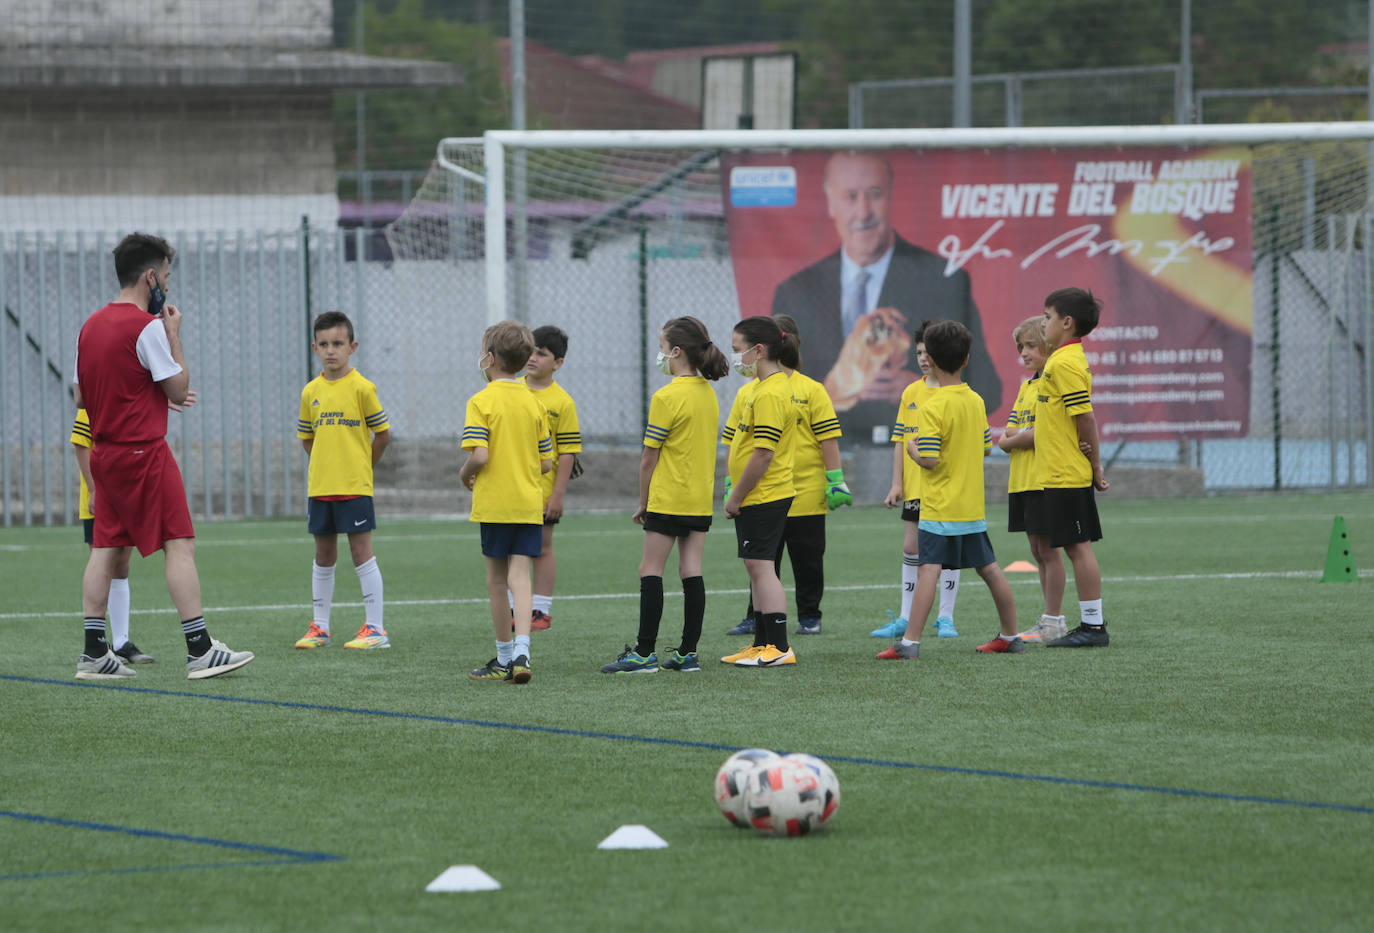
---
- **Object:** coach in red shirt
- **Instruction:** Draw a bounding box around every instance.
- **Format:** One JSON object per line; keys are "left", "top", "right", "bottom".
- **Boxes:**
{"left": 73, "top": 232, "right": 253, "bottom": 681}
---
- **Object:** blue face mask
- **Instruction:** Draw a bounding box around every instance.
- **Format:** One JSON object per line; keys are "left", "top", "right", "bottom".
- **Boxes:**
{"left": 147, "top": 274, "right": 167, "bottom": 316}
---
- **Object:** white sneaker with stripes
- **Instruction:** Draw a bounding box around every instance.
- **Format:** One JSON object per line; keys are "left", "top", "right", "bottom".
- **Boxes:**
{"left": 186, "top": 639, "right": 255, "bottom": 680}
{"left": 75, "top": 651, "right": 136, "bottom": 680}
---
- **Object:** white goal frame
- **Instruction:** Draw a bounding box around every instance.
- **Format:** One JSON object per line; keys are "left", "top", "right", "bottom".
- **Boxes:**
{"left": 439, "top": 121, "right": 1374, "bottom": 324}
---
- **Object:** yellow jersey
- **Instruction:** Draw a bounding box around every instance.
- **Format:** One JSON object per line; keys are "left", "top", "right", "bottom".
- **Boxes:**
{"left": 787, "top": 371, "right": 841, "bottom": 517}
{"left": 71, "top": 408, "right": 94, "bottom": 520}
{"left": 728, "top": 370, "right": 795, "bottom": 507}
{"left": 913, "top": 384, "right": 992, "bottom": 523}
{"left": 644, "top": 375, "right": 720, "bottom": 517}
{"left": 297, "top": 369, "right": 390, "bottom": 498}
{"left": 890, "top": 378, "right": 938, "bottom": 502}
{"left": 1006, "top": 374, "right": 1041, "bottom": 494}
{"left": 462, "top": 379, "right": 552, "bottom": 524}
{"left": 1033, "top": 342, "right": 1093, "bottom": 489}
{"left": 528, "top": 380, "right": 582, "bottom": 503}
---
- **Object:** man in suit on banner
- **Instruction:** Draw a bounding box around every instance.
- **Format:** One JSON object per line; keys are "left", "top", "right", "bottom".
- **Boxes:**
{"left": 770, "top": 151, "right": 1001, "bottom": 440}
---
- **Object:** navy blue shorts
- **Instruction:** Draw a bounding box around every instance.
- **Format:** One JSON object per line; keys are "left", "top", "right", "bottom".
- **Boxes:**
{"left": 308, "top": 497, "right": 376, "bottom": 536}
{"left": 643, "top": 512, "right": 712, "bottom": 538}
{"left": 82, "top": 518, "right": 94, "bottom": 545}
{"left": 480, "top": 522, "right": 542, "bottom": 559}
{"left": 917, "top": 528, "right": 997, "bottom": 570}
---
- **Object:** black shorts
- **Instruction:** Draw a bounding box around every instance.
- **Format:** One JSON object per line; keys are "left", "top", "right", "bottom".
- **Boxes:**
{"left": 82, "top": 518, "right": 94, "bottom": 545}
{"left": 1009, "top": 490, "right": 1051, "bottom": 534}
{"left": 480, "top": 522, "right": 542, "bottom": 559}
{"left": 643, "top": 512, "right": 712, "bottom": 538}
{"left": 901, "top": 500, "right": 921, "bottom": 523}
{"left": 307, "top": 496, "right": 376, "bottom": 536}
{"left": 735, "top": 497, "right": 792, "bottom": 561}
{"left": 1042, "top": 486, "right": 1102, "bottom": 548}
{"left": 917, "top": 528, "right": 997, "bottom": 570}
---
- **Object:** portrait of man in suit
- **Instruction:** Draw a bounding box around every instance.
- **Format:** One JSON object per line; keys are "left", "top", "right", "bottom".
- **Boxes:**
{"left": 770, "top": 151, "right": 1001, "bottom": 439}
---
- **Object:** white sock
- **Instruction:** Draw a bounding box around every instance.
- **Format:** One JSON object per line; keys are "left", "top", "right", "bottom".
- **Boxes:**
{"left": 355, "top": 557, "right": 384, "bottom": 631}
{"left": 899, "top": 553, "right": 919, "bottom": 619}
{"left": 938, "top": 569, "right": 960, "bottom": 619}
{"left": 513, "top": 634, "right": 531, "bottom": 659}
{"left": 507, "top": 590, "right": 515, "bottom": 611}
{"left": 999, "top": 632, "right": 1017, "bottom": 642}
{"left": 1080, "top": 599, "right": 1104, "bottom": 627}
{"left": 532, "top": 594, "right": 552, "bottom": 615}
{"left": 900, "top": 637, "right": 919, "bottom": 647}
{"left": 108, "top": 577, "right": 131, "bottom": 648}
{"left": 312, "top": 562, "right": 336, "bottom": 632}
{"left": 496, "top": 639, "right": 515, "bottom": 665}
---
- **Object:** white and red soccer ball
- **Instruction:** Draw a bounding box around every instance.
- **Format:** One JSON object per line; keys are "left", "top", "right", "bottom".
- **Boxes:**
{"left": 714, "top": 749, "right": 840, "bottom": 836}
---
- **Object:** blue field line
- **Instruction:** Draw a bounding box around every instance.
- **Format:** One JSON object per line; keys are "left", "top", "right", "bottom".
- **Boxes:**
{"left": 0, "top": 810, "right": 345, "bottom": 883}
{"left": 5, "top": 674, "right": 1371, "bottom": 816}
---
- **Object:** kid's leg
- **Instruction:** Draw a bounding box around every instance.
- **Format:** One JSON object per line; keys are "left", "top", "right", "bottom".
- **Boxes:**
{"left": 935, "top": 568, "right": 961, "bottom": 636}
{"left": 972, "top": 562, "right": 1025, "bottom": 653}
{"left": 108, "top": 547, "right": 132, "bottom": 651}
{"left": 531, "top": 523, "right": 556, "bottom": 627}
{"left": 486, "top": 556, "right": 514, "bottom": 645}
{"left": 505, "top": 554, "right": 535, "bottom": 680}
{"left": 786, "top": 515, "right": 825, "bottom": 633}
{"left": 1046, "top": 542, "right": 1107, "bottom": 647}
{"left": 732, "top": 537, "right": 783, "bottom": 636}
{"left": 348, "top": 531, "right": 387, "bottom": 645}
{"left": 873, "top": 517, "right": 920, "bottom": 638}
{"left": 633, "top": 531, "right": 676, "bottom": 657}
{"left": 877, "top": 562, "right": 939, "bottom": 659}
{"left": 312, "top": 534, "right": 338, "bottom": 633}
{"left": 676, "top": 530, "right": 708, "bottom": 656}
{"left": 743, "top": 557, "right": 788, "bottom": 652}
{"left": 1029, "top": 533, "right": 1065, "bottom": 616}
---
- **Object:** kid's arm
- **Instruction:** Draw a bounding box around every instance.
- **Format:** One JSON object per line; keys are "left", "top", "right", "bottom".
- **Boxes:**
{"left": 884, "top": 440, "right": 904, "bottom": 508}
{"left": 1074, "top": 411, "right": 1110, "bottom": 491}
{"left": 301, "top": 438, "right": 313, "bottom": 455}
{"left": 907, "top": 436, "right": 939, "bottom": 471}
{"left": 459, "top": 446, "right": 488, "bottom": 490}
{"left": 725, "top": 447, "right": 774, "bottom": 518}
{"left": 998, "top": 426, "right": 1034, "bottom": 451}
{"left": 633, "top": 446, "right": 661, "bottom": 524}
{"left": 74, "top": 444, "right": 94, "bottom": 511}
{"left": 540, "top": 457, "right": 553, "bottom": 475}
{"left": 371, "top": 429, "right": 391, "bottom": 466}
{"left": 545, "top": 453, "right": 576, "bottom": 520}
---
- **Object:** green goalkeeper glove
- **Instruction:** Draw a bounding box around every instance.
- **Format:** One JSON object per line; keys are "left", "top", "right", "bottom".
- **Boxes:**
{"left": 722, "top": 476, "right": 733, "bottom": 507}
{"left": 825, "top": 469, "right": 853, "bottom": 510}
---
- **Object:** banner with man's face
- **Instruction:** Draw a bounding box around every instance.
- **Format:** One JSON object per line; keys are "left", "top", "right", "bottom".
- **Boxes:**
{"left": 721, "top": 148, "right": 1253, "bottom": 443}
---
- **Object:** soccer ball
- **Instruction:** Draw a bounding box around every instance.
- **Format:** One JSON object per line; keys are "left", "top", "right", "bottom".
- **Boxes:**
{"left": 743, "top": 757, "right": 828, "bottom": 837}
{"left": 783, "top": 753, "right": 841, "bottom": 826}
{"left": 714, "top": 748, "right": 780, "bottom": 827}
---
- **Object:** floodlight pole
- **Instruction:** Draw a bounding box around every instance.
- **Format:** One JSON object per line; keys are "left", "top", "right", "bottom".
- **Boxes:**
{"left": 953, "top": 0, "right": 971, "bottom": 127}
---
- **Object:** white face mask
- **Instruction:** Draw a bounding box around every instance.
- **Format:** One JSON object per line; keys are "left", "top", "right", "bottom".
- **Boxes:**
{"left": 731, "top": 349, "right": 757, "bottom": 378}
{"left": 656, "top": 348, "right": 679, "bottom": 376}
{"left": 478, "top": 351, "right": 492, "bottom": 381}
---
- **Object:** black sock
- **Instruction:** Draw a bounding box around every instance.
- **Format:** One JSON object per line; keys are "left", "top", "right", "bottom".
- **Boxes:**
{"left": 83, "top": 617, "right": 108, "bottom": 657}
{"left": 751, "top": 610, "right": 767, "bottom": 647}
{"left": 182, "top": 616, "right": 212, "bottom": 656}
{"left": 680, "top": 576, "right": 705, "bottom": 654}
{"left": 764, "top": 612, "right": 789, "bottom": 651}
{"left": 635, "top": 576, "right": 663, "bottom": 657}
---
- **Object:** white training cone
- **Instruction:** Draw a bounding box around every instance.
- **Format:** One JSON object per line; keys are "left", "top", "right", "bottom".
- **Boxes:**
{"left": 597, "top": 824, "right": 669, "bottom": 849}
{"left": 425, "top": 865, "right": 502, "bottom": 892}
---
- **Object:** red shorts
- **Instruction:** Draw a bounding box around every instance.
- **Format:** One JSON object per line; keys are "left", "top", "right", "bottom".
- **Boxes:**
{"left": 91, "top": 439, "right": 194, "bottom": 556}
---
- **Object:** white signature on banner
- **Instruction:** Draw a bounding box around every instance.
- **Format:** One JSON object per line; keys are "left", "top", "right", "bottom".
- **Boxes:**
{"left": 937, "top": 220, "right": 1236, "bottom": 277}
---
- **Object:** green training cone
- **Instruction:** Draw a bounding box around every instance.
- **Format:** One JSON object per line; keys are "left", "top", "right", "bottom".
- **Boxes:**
{"left": 1320, "top": 516, "right": 1357, "bottom": 583}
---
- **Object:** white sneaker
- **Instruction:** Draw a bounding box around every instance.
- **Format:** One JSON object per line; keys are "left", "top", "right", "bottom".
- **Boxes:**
{"left": 76, "top": 651, "right": 136, "bottom": 680}
{"left": 1020, "top": 615, "right": 1068, "bottom": 641}
{"left": 186, "top": 639, "right": 255, "bottom": 680}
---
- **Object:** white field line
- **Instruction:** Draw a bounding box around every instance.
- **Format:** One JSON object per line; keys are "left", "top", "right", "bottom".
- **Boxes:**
{"left": 2, "top": 567, "right": 1367, "bottom": 621}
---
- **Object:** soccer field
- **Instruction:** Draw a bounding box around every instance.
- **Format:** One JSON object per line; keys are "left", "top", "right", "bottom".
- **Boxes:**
{"left": 3, "top": 493, "right": 1371, "bottom": 932}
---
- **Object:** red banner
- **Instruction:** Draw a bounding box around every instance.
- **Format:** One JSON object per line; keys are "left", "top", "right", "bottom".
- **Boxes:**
{"left": 721, "top": 148, "right": 1252, "bottom": 443}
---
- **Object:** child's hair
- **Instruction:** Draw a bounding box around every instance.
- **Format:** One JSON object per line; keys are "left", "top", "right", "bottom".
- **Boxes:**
{"left": 922, "top": 320, "right": 973, "bottom": 374}
{"left": 1044, "top": 287, "right": 1102, "bottom": 337}
{"left": 912, "top": 318, "right": 935, "bottom": 346}
{"left": 1013, "top": 315, "right": 1046, "bottom": 350}
{"left": 662, "top": 316, "right": 729, "bottom": 380}
{"left": 771, "top": 314, "right": 806, "bottom": 370}
{"left": 113, "top": 232, "right": 175, "bottom": 287}
{"left": 735, "top": 315, "right": 800, "bottom": 369}
{"left": 483, "top": 320, "right": 536, "bottom": 373}
{"left": 532, "top": 324, "right": 568, "bottom": 359}
{"left": 313, "top": 310, "right": 354, "bottom": 342}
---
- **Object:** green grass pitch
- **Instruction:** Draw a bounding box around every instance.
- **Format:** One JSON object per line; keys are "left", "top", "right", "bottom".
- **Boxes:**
{"left": 2, "top": 492, "right": 1371, "bottom": 931}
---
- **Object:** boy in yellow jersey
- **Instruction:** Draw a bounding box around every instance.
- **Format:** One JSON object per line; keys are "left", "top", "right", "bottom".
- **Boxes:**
{"left": 295, "top": 312, "right": 391, "bottom": 650}
{"left": 601, "top": 317, "right": 730, "bottom": 673}
{"left": 71, "top": 407, "right": 152, "bottom": 665}
{"left": 877, "top": 320, "right": 1021, "bottom": 660}
{"left": 997, "top": 316, "right": 1068, "bottom": 641}
{"left": 1034, "top": 287, "right": 1110, "bottom": 647}
{"left": 723, "top": 314, "right": 850, "bottom": 638}
{"left": 721, "top": 316, "right": 799, "bottom": 667}
{"left": 522, "top": 325, "right": 582, "bottom": 631}
{"left": 461, "top": 321, "right": 553, "bottom": 684}
{"left": 876, "top": 323, "right": 963, "bottom": 640}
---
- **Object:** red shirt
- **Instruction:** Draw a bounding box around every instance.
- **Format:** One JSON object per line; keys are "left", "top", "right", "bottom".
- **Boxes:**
{"left": 77, "top": 302, "right": 173, "bottom": 444}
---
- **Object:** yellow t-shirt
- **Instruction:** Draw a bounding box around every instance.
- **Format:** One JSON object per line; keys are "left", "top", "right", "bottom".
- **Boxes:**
{"left": 1033, "top": 342, "right": 1093, "bottom": 489}
{"left": 787, "top": 371, "right": 842, "bottom": 517}
{"left": 720, "top": 379, "right": 754, "bottom": 473}
{"left": 1006, "top": 374, "right": 1041, "bottom": 494}
{"left": 913, "top": 384, "right": 992, "bottom": 523}
{"left": 71, "top": 408, "right": 94, "bottom": 520}
{"left": 528, "top": 380, "right": 582, "bottom": 503}
{"left": 728, "top": 370, "right": 795, "bottom": 507}
{"left": 644, "top": 375, "right": 720, "bottom": 517}
{"left": 297, "top": 369, "right": 390, "bottom": 497}
{"left": 462, "top": 379, "right": 552, "bottom": 524}
{"left": 890, "top": 378, "right": 938, "bottom": 502}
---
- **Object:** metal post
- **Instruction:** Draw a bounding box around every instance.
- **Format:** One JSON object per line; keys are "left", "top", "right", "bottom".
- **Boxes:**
{"left": 511, "top": 0, "right": 529, "bottom": 322}
{"left": 1, "top": 236, "right": 11, "bottom": 526}
{"left": 1178, "top": 0, "right": 1193, "bottom": 123}
{"left": 484, "top": 135, "right": 507, "bottom": 324}
{"left": 17, "top": 247, "right": 29, "bottom": 526}
{"left": 1364, "top": 212, "right": 1373, "bottom": 487}
{"left": 1328, "top": 216, "right": 1339, "bottom": 488}
{"left": 355, "top": 0, "right": 367, "bottom": 226}
{"left": 256, "top": 231, "right": 271, "bottom": 516}
{"left": 37, "top": 240, "right": 49, "bottom": 525}
{"left": 639, "top": 225, "right": 649, "bottom": 434}
{"left": 953, "top": 0, "right": 971, "bottom": 128}
{"left": 1270, "top": 206, "right": 1282, "bottom": 489}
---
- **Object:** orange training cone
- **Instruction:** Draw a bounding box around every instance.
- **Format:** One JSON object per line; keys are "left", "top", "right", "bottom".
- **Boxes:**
{"left": 1003, "top": 560, "right": 1037, "bottom": 572}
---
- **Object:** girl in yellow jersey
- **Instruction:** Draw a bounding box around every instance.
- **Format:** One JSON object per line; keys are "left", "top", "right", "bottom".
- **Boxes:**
{"left": 722, "top": 317, "right": 800, "bottom": 668}
{"left": 600, "top": 317, "right": 730, "bottom": 674}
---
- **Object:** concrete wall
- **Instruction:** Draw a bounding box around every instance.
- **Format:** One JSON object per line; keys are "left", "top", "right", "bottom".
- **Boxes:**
{"left": 4, "top": 0, "right": 331, "bottom": 48}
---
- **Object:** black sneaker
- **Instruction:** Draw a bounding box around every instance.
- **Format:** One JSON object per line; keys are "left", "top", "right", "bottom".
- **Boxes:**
{"left": 113, "top": 641, "right": 156, "bottom": 664}
{"left": 726, "top": 617, "right": 755, "bottom": 636}
{"left": 795, "top": 618, "right": 822, "bottom": 635}
{"left": 469, "top": 658, "right": 510, "bottom": 682}
{"left": 508, "top": 654, "right": 532, "bottom": 684}
{"left": 1045, "top": 625, "right": 1109, "bottom": 648}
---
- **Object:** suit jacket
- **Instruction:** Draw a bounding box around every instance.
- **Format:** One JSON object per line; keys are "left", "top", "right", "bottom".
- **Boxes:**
{"left": 770, "top": 235, "right": 1002, "bottom": 438}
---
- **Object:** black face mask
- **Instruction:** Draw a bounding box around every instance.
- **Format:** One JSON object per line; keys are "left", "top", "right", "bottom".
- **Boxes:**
{"left": 147, "top": 274, "right": 167, "bottom": 315}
